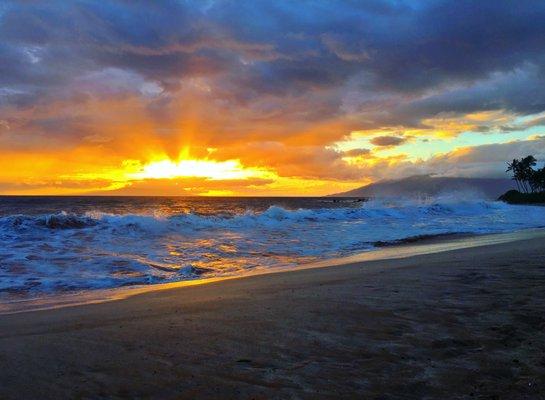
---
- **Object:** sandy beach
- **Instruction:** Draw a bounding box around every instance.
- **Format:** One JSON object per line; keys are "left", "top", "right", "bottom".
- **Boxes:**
{"left": 1, "top": 234, "right": 545, "bottom": 399}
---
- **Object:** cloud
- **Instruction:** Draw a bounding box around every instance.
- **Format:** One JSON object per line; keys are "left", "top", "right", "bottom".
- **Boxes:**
{"left": 370, "top": 136, "right": 407, "bottom": 147}
{"left": 1, "top": 1, "right": 545, "bottom": 193}
{"left": 343, "top": 148, "right": 371, "bottom": 157}
{"left": 3, "top": 1, "right": 545, "bottom": 112}
{"left": 367, "top": 137, "right": 545, "bottom": 180}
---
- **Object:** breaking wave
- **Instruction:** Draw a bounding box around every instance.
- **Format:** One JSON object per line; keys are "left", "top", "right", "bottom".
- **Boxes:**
{"left": 0, "top": 198, "right": 515, "bottom": 231}
{"left": 1, "top": 196, "right": 544, "bottom": 299}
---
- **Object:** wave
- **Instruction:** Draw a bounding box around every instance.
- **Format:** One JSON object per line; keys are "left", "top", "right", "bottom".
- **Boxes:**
{"left": 0, "top": 198, "right": 516, "bottom": 233}
{"left": 372, "top": 232, "right": 471, "bottom": 247}
{"left": 1, "top": 197, "right": 545, "bottom": 299}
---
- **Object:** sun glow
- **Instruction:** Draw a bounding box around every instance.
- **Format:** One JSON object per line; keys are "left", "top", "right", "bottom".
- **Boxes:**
{"left": 130, "top": 158, "right": 272, "bottom": 180}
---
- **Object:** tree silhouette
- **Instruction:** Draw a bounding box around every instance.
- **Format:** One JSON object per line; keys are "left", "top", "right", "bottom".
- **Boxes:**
{"left": 506, "top": 159, "right": 522, "bottom": 192}
{"left": 506, "top": 155, "right": 543, "bottom": 194}
{"left": 532, "top": 166, "right": 545, "bottom": 192}
{"left": 521, "top": 155, "right": 537, "bottom": 193}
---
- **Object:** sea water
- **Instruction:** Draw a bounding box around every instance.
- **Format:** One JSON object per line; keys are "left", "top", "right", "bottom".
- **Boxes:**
{"left": 1, "top": 195, "right": 544, "bottom": 301}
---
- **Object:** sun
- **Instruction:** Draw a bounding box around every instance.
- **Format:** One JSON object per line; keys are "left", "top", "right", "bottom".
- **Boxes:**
{"left": 130, "top": 158, "right": 272, "bottom": 181}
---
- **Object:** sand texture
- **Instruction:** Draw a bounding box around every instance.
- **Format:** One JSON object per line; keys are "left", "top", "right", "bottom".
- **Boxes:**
{"left": 1, "top": 237, "right": 545, "bottom": 399}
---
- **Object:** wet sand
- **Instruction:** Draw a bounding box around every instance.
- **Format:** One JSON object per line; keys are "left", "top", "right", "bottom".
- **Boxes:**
{"left": 1, "top": 236, "right": 545, "bottom": 399}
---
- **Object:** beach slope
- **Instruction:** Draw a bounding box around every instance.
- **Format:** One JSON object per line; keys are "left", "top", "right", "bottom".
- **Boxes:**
{"left": 1, "top": 237, "right": 545, "bottom": 399}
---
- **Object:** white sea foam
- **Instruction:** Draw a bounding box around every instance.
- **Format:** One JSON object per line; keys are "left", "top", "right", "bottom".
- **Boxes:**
{"left": 0, "top": 197, "right": 544, "bottom": 298}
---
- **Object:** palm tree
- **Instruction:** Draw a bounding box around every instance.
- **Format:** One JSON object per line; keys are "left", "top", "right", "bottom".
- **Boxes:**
{"left": 520, "top": 155, "right": 537, "bottom": 193}
{"left": 506, "top": 159, "right": 523, "bottom": 192}
{"left": 530, "top": 167, "right": 545, "bottom": 192}
{"left": 507, "top": 155, "right": 543, "bottom": 194}
{"left": 503, "top": 156, "right": 545, "bottom": 203}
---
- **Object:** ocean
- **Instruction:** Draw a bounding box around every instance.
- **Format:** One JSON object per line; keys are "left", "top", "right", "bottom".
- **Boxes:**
{"left": 1, "top": 195, "right": 544, "bottom": 302}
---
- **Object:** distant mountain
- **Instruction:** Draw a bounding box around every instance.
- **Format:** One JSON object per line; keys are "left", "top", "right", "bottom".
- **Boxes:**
{"left": 331, "top": 175, "right": 515, "bottom": 199}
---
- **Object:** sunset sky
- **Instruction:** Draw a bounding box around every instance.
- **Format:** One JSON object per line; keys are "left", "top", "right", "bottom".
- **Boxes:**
{"left": 1, "top": 1, "right": 545, "bottom": 195}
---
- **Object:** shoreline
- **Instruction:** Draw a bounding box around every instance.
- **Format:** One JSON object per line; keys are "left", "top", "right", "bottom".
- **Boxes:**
{"left": 1, "top": 228, "right": 545, "bottom": 398}
{"left": 3, "top": 227, "right": 545, "bottom": 315}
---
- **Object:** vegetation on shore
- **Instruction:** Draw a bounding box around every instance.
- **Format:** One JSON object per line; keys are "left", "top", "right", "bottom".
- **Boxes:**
{"left": 500, "top": 155, "right": 545, "bottom": 204}
{"left": 498, "top": 190, "right": 545, "bottom": 204}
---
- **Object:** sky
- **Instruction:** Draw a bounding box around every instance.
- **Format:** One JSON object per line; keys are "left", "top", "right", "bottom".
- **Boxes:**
{"left": 1, "top": 0, "right": 545, "bottom": 196}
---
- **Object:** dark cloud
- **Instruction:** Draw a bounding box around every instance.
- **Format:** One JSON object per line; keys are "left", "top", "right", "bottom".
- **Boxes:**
{"left": 2, "top": 1, "right": 545, "bottom": 107}
{"left": 370, "top": 136, "right": 407, "bottom": 147}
